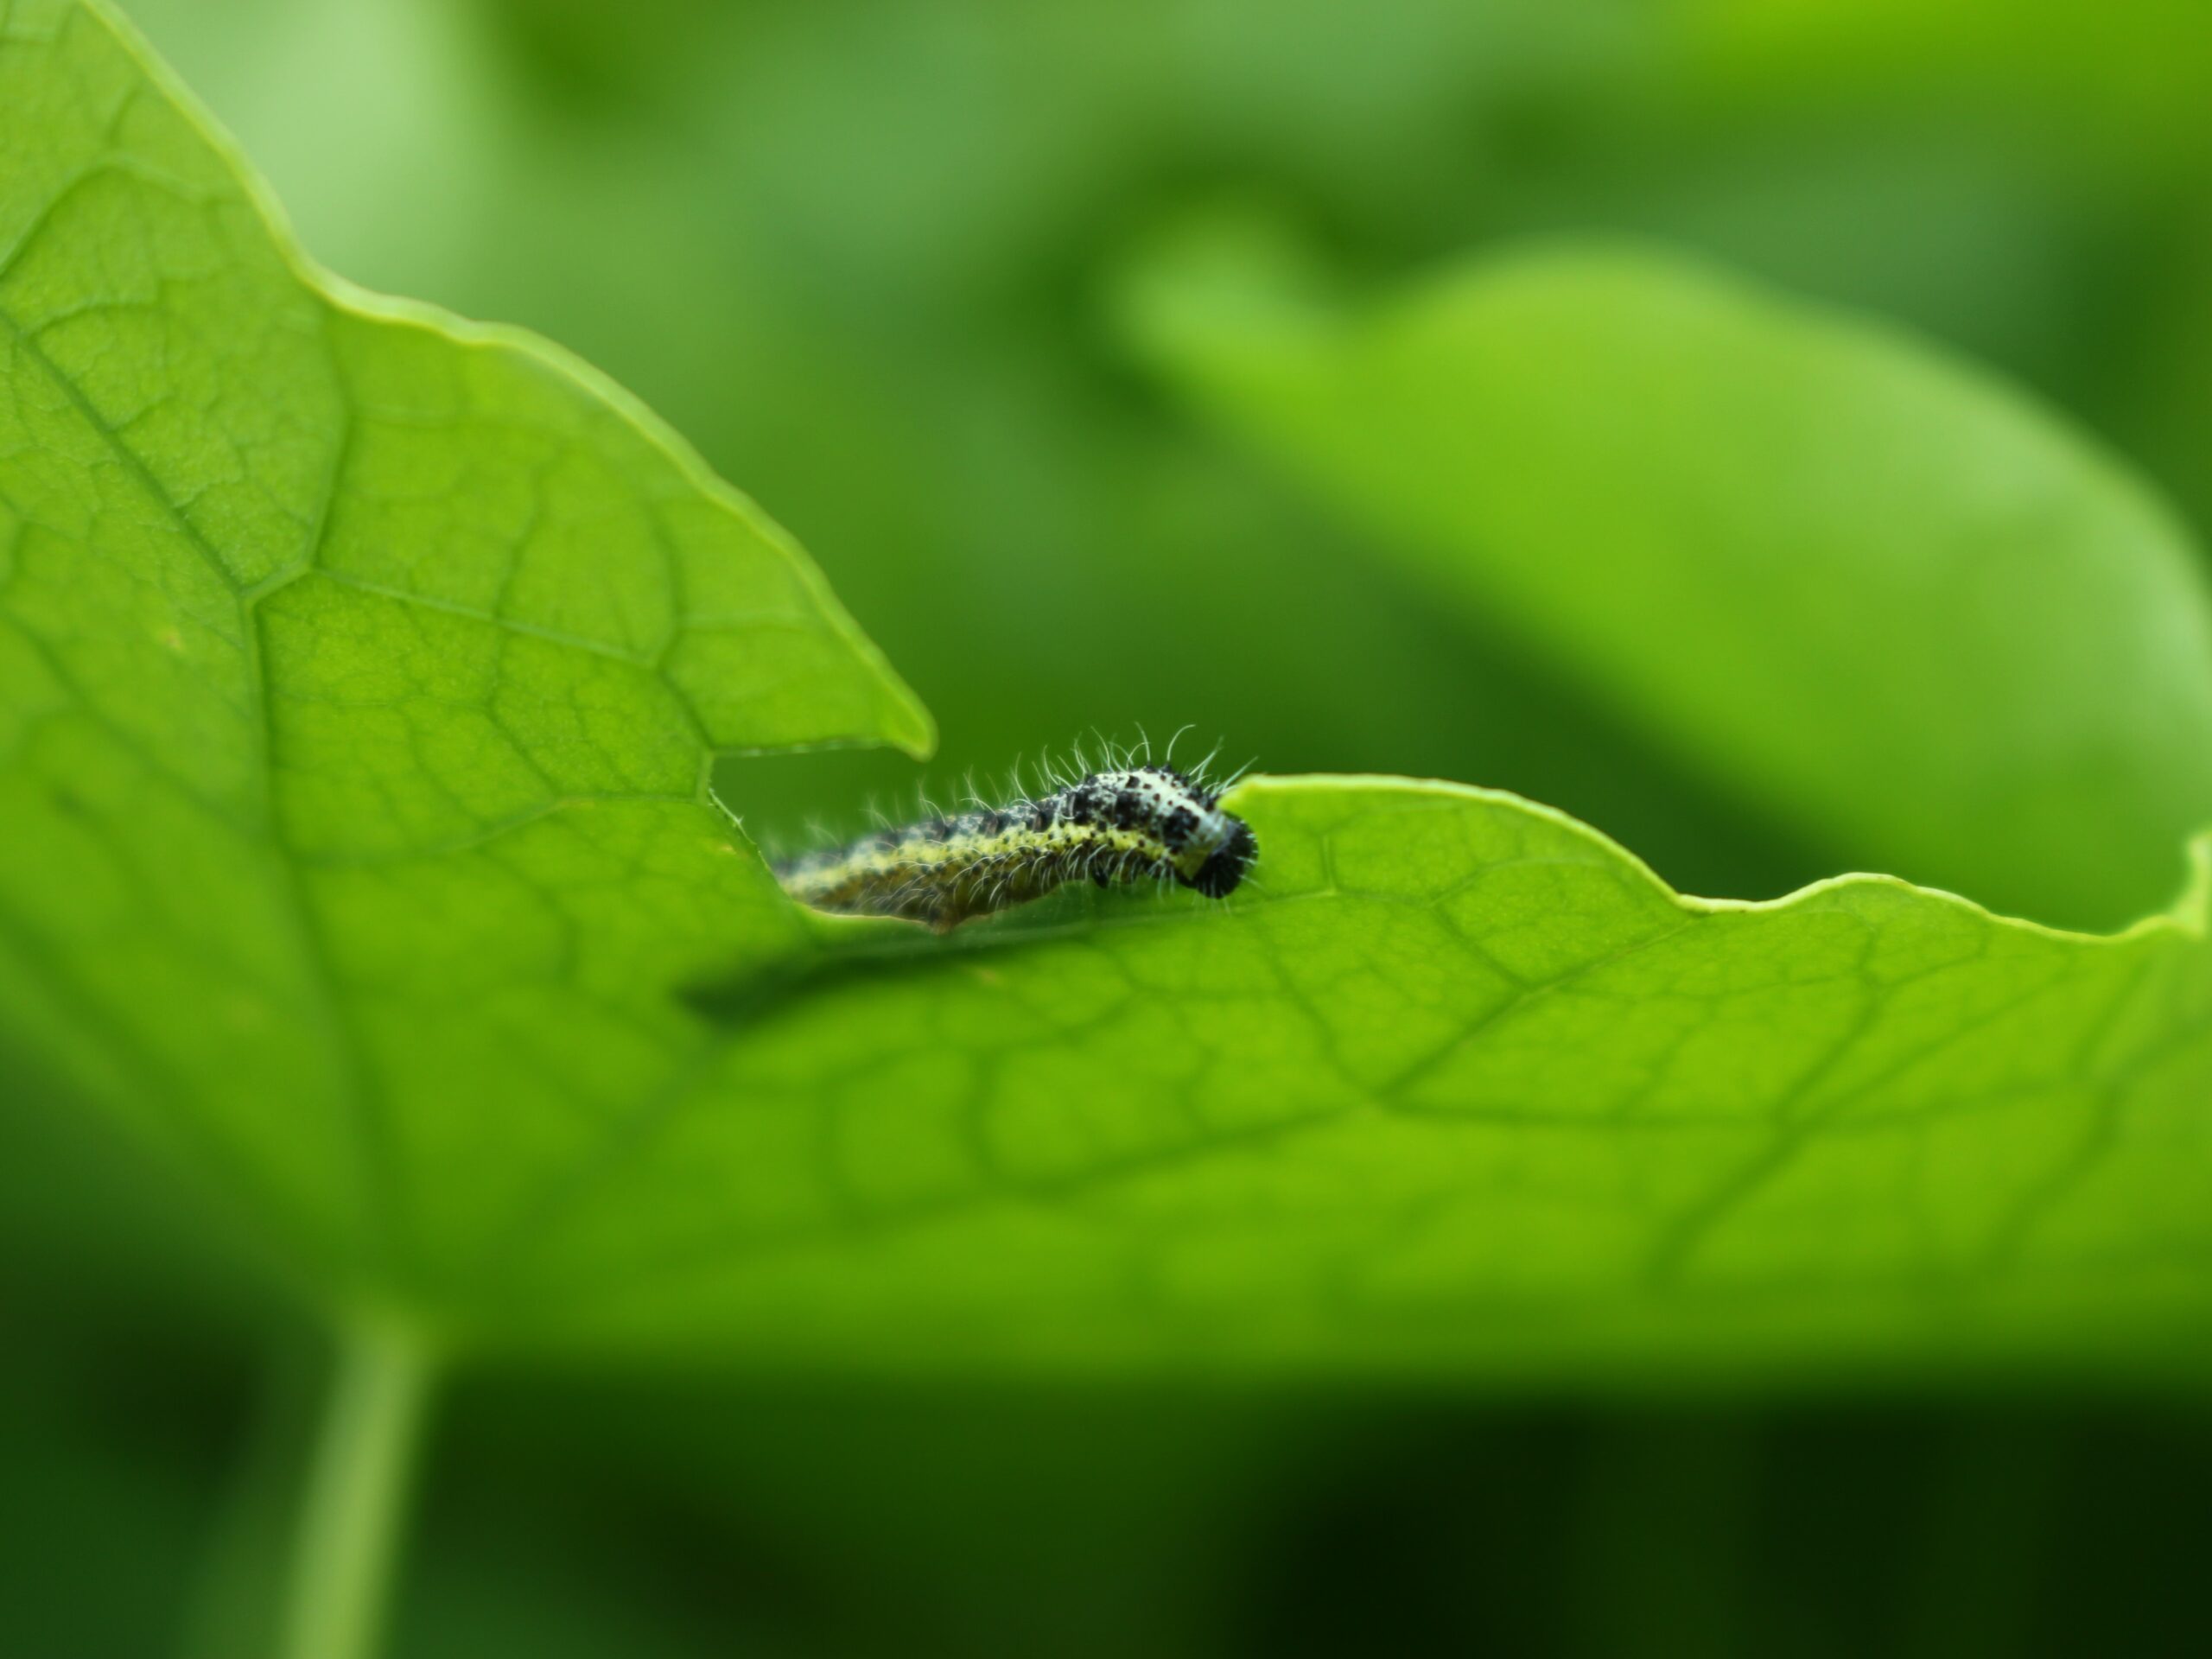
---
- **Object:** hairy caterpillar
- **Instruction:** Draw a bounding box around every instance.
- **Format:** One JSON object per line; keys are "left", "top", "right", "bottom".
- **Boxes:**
{"left": 773, "top": 757, "right": 1258, "bottom": 934}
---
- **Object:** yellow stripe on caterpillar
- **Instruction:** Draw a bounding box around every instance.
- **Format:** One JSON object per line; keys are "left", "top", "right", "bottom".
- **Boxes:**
{"left": 773, "top": 765, "right": 1258, "bottom": 934}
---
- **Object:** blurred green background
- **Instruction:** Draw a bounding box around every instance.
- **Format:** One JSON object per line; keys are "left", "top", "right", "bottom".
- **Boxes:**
{"left": 10, "top": 0, "right": 2212, "bottom": 1651}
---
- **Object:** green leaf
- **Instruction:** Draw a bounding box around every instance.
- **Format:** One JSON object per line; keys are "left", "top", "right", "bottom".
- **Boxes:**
{"left": 1118, "top": 220, "right": 2212, "bottom": 933}
{"left": 0, "top": 0, "right": 928, "bottom": 1289}
{"left": 476, "top": 778, "right": 2212, "bottom": 1381}
{"left": 5, "top": 0, "right": 2210, "bottom": 1392}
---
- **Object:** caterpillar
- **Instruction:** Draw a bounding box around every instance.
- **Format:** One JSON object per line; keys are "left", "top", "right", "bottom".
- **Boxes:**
{"left": 772, "top": 759, "right": 1258, "bottom": 934}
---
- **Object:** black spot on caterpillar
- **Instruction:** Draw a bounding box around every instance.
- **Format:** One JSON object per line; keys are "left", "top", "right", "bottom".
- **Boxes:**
{"left": 773, "top": 756, "right": 1258, "bottom": 934}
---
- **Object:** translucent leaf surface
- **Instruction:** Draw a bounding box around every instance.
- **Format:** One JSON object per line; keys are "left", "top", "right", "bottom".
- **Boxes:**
{"left": 479, "top": 779, "right": 2212, "bottom": 1381}
{"left": 3, "top": 3, "right": 2209, "bottom": 1387}
{"left": 0, "top": 0, "right": 930, "bottom": 1294}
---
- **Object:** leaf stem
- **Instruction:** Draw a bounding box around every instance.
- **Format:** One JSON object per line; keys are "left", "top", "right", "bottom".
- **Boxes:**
{"left": 278, "top": 1318, "right": 436, "bottom": 1659}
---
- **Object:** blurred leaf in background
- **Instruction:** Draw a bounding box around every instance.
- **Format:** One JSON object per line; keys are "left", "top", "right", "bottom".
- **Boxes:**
{"left": 1118, "top": 225, "right": 2212, "bottom": 931}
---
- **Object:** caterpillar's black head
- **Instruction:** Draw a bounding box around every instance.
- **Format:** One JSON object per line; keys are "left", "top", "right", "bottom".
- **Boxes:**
{"left": 1181, "top": 816, "right": 1257, "bottom": 898}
